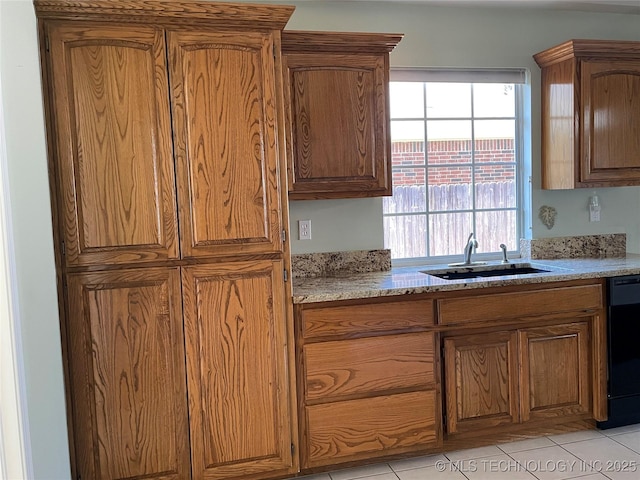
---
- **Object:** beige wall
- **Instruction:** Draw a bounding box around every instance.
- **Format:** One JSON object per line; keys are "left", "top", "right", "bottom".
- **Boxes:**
{"left": 1, "top": 1, "right": 639, "bottom": 477}
{"left": 284, "top": 0, "right": 640, "bottom": 254}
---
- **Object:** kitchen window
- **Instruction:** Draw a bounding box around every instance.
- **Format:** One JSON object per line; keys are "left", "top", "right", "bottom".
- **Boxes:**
{"left": 383, "top": 68, "right": 528, "bottom": 263}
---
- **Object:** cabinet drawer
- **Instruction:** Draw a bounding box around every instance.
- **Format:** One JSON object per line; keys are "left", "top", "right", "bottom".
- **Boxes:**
{"left": 305, "top": 332, "right": 434, "bottom": 402}
{"left": 438, "top": 284, "right": 602, "bottom": 325}
{"left": 305, "top": 390, "right": 438, "bottom": 467}
{"left": 301, "top": 299, "right": 434, "bottom": 339}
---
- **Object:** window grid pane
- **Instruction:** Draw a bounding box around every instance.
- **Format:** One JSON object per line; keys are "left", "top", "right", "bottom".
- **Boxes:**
{"left": 385, "top": 80, "right": 519, "bottom": 261}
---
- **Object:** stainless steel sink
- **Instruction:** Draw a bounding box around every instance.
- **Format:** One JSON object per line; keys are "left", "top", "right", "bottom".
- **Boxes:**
{"left": 421, "top": 262, "right": 551, "bottom": 280}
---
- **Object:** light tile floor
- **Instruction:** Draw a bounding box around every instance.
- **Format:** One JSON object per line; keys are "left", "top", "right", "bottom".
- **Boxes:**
{"left": 291, "top": 424, "right": 640, "bottom": 480}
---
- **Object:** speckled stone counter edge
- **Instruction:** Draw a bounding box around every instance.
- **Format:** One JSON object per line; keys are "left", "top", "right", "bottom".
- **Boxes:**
{"left": 292, "top": 255, "right": 640, "bottom": 303}
{"left": 521, "top": 233, "right": 626, "bottom": 259}
{"left": 291, "top": 249, "right": 391, "bottom": 278}
{"left": 291, "top": 234, "right": 625, "bottom": 278}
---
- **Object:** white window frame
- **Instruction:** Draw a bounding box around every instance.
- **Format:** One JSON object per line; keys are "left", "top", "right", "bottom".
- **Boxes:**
{"left": 385, "top": 67, "right": 530, "bottom": 266}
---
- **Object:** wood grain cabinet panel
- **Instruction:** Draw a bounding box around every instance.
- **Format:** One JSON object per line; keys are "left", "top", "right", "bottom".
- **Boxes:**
{"left": 444, "top": 332, "right": 520, "bottom": 434}
{"left": 46, "top": 24, "right": 179, "bottom": 267}
{"left": 282, "top": 31, "right": 402, "bottom": 199}
{"left": 534, "top": 40, "right": 640, "bottom": 188}
{"left": 581, "top": 60, "right": 640, "bottom": 183}
{"left": 182, "top": 260, "right": 293, "bottom": 480}
{"left": 305, "top": 391, "right": 438, "bottom": 468}
{"left": 442, "top": 286, "right": 602, "bottom": 439}
{"left": 297, "top": 298, "right": 440, "bottom": 470}
{"left": 37, "top": 3, "right": 297, "bottom": 480}
{"left": 66, "top": 268, "right": 189, "bottom": 480}
{"left": 438, "top": 284, "right": 602, "bottom": 326}
{"left": 301, "top": 298, "right": 434, "bottom": 340}
{"left": 169, "top": 30, "right": 284, "bottom": 258}
{"left": 519, "top": 322, "right": 591, "bottom": 421}
{"left": 304, "top": 332, "right": 435, "bottom": 402}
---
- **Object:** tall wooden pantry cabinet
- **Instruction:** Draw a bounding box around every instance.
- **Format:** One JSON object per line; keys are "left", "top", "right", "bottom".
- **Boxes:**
{"left": 34, "top": 1, "right": 297, "bottom": 479}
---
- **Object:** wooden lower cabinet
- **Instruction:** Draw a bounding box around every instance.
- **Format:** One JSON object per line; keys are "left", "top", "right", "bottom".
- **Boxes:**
{"left": 304, "top": 333, "right": 435, "bottom": 401}
{"left": 444, "top": 318, "right": 596, "bottom": 437}
{"left": 66, "top": 268, "right": 190, "bottom": 480}
{"left": 306, "top": 391, "right": 438, "bottom": 468}
{"left": 182, "top": 260, "right": 295, "bottom": 480}
{"left": 438, "top": 284, "right": 602, "bottom": 326}
{"left": 444, "top": 332, "right": 520, "bottom": 434}
{"left": 296, "top": 283, "right": 606, "bottom": 470}
{"left": 519, "top": 322, "right": 591, "bottom": 421}
{"left": 296, "top": 298, "right": 440, "bottom": 471}
{"left": 302, "top": 333, "right": 438, "bottom": 467}
{"left": 300, "top": 298, "right": 434, "bottom": 340}
{"left": 65, "top": 260, "right": 295, "bottom": 480}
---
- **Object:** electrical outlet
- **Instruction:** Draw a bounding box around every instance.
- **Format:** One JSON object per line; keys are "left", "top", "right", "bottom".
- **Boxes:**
{"left": 298, "top": 220, "right": 311, "bottom": 240}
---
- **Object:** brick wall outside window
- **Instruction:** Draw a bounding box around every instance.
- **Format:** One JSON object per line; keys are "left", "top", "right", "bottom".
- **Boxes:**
{"left": 392, "top": 139, "right": 515, "bottom": 186}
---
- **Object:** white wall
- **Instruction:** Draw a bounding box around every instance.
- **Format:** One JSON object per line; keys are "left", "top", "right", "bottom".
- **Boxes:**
{"left": 0, "top": 0, "right": 71, "bottom": 478}
{"left": 284, "top": 0, "right": 640, "bottom": 254}
{"left": 0, "top": 43, "right": 32, "bottom": 480}
{"left": 1, "top": 0, "right": 639, "bottom": 477}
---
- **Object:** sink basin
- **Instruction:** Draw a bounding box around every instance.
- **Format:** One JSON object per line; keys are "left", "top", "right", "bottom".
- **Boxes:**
{"left": 422, "top": 263, "right": 551, "bottom": 280}
{"left": 448, "top": 261, "right": 487, "bottom": 267}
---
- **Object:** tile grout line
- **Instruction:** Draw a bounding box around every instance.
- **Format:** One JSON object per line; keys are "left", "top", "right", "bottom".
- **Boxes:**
{"left": 555, "top": 440, "right": 597, "bottom": 471}
{"left": 552, "top": 439, "right": 621, "bottom": 480}
{"left": 501, "top": 449, "right": 542, "bottom": 480}
{"left": 554, "top": 433, "right": 640, "bottom": 465}
{"left": 500, "top": 446, "right": 619, "bottom": 480}
{"left": 328, "top": 467, "right": 399, "bottom": 480}
{"left": 546, "top": 432, "right": 606, "bottom": 447}
{"left": 451, "top": 458, "right": 473, "bottom": 480}
{"left": 386, "top": 463, "right": 400, "bottom": 480}
{"left": 319, "top": 429, "right": 640, "bottom": 480}
{"left": 506, "top": 445, "right": 629, "bottom": 480}
{"left": 607, "top": 434, "right": 640, "bottom": 456}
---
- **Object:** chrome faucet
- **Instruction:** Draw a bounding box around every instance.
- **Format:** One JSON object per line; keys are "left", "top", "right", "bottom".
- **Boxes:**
{"left": 463, "top": 233, "right": 478, "bottom": 265}
{"left": 500, "top": 243, "right": 510, "bottom": 264}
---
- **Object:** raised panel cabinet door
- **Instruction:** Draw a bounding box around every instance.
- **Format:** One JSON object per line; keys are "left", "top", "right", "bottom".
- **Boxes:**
{"left": 519, "top": 322, "right": 591, "bottom": 422}
{"left": 168, "top": 31, "right": 284, "bottom": 258}
{"left": 444, "top": 332, "right": 520, "bottom": 434}
{"left": 46, "top": 24, "right": 179, "bottom": 267}
{"left": 182, "top": 260, "right": 294, "bottom": 480}
{"left": 66, "top": 268, "right": 189, "bottom": 480}
{"left": 581, "top": 60, "right": 640, "bottom": 184}
{"left": 284, "top": 53, "right": 390, "bottom": 199}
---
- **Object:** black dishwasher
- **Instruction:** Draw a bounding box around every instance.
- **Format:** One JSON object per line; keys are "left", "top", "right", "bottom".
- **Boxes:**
{"left": 597, "top": 275, "right": 640, "bottom": 429}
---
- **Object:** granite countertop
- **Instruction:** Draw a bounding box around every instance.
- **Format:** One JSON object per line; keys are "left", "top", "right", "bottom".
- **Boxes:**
{"left": 292, "top": 255, "right": 640, "bottom": 303}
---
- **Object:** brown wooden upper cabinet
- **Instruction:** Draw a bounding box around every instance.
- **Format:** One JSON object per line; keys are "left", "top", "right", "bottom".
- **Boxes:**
{"left": 282, "top": 31, "right": 403, "bottom": 199}
{"left": 44, "top": 17, "right": 286, "bottom": 268}
{"left": 169, "top": 30, "right": 285, "bottom": 259}
{"left": 534, "top": 40, "right": 640, "bottom": 189}
{"left": 46, "top": 24, "right": 180, "bottom": 266}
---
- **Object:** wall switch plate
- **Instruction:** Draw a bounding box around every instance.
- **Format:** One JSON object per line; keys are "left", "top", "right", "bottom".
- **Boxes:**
{"left": 298, "top": 219, "right": 312, "bottom": 240}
